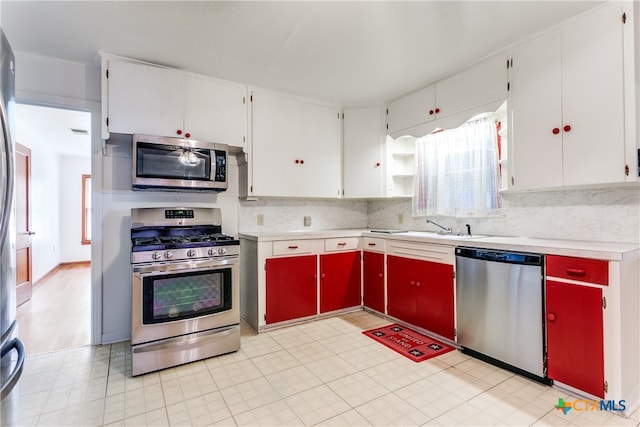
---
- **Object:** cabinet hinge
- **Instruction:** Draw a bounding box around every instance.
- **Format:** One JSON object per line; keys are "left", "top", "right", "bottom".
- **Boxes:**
{"left": 264, "top": 313, "right": 267, "bottom": 321}
{"left": 337, "top": 112, "right": 340, "bottom": 119}
{"left": 386, "top": 108, "right": 389, "bottom": 116}
{"left": 454, "top": 327, "right": 457, "bottom": 337}
{"left": 452, "top": 271, "right": 455, "bottom": 279}
{"left": 624, "top": 164, "right": 630, "bottom": 176}
{"left": 602, "top": 296, "right": 607, "bottom": 309}
{"left": 510, "top": 58, "right": 513, "bottom": 67}
{"left": 243, "top": 136, "right": 246, "bottom": 143}
{"left": 106, "top": 117, "right": 109, "bottom": 127}
{"left": 250, "top": 95, "right": 253, "bottom": 102}
{"left": 506, "top": 59, "right": 510, "bottom": 69}
{"left": 604, "top": 380, "right": 608, "bottom": 394}
{"left": 250, "top": 185, "right": 253, "bottom": 193}
{"left": 243, "top": 96, "right": 246, "bottom": 104}
{"left": 507, "top": 82, "right": 510, "bottom": 91}
{"left": 511, "top": 176, "right": 515, "bottom": 186}
{"left": 386, "top": 123, "right": 389, "bottom": 130}
{"left": 106, "top": 69, "right": 109, "bottom": 78}
{"left": 622, "top": 12, "right": 626, "bottom": 24}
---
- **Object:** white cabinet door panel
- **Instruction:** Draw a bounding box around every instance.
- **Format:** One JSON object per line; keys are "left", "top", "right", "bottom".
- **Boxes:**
{"left": 107, "top": 60, "right": 184, "bottom": 137}
{"left": 562, "top": 5, "right": 625, "bottom": 186}
{"left": 251, "top": 91, "right": 299, "bottom": 197}
{"left": 510, "top": 32, "right": 563, "bottom": 190}
{"left": 436, "top": 55, "right": 507, "bottom": 120}
{"left": 300, "top": 102, "right": 341, "bottom": 198}
{"left": 387, "top": 85, "right": 435, "bottom": 135}
{"left": 184, "top": 74, "right": 247, "bottom": 147}
{"left": 343, "top": 107, "right": 384, "bottom": 198}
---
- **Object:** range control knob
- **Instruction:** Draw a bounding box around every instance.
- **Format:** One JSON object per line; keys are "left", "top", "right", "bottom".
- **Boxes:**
{"left": 208, "top": 248, "right": 217, "bottom": 256}
{"left": 186, "top": 249, "right": 197, "bottom": 257}
{"left": 164, "top": 251, "right": 174, "bottom": 259}
{"left": 152, "top": 252, "right": 161, "bottom": 260}
{"left": 218, "top": 247, "right": 227, "bottom": 255}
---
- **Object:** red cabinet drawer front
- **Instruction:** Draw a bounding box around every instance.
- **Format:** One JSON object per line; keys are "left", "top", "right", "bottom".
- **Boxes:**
{"left": 546, "top": 255, "right": 608, "bottom": 285}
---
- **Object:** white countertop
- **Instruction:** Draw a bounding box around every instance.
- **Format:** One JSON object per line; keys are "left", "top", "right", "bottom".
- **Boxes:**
{"left": 239, "top": 229, "right": 640, "bottom": 261}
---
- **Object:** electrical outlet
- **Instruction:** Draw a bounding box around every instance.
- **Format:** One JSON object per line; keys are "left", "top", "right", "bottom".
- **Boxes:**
{"left": 257, "top": 214, "right": 264, "bottom": 226}
{"left": 304, "top": 216, "right": 312, "bottom": 227}
{"left": 398, "top": 213, "right": 404, "bottom": 224}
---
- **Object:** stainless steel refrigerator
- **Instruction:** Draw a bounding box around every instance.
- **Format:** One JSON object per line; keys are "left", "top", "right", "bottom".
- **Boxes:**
{"left": 0, "top": 29, "right": 25, "bottom": 401}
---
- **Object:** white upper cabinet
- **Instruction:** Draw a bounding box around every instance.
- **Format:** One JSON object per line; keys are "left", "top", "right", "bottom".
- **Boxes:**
{"left": 183, "top": 74, "right": 247, "bottom": 147}
{"left": 343, "top": 107, "right": 385, "bottom": 198}
{"left": 250, "top": 89, "right": 341, "bottom": 198}
{"left": 386, "top": 55, "right": 507, "bottom": 137}
{"left": 387, "top": 86, "right": 435, "bottom": 136}
{"left": 509, "top": 3, "right": 629, "bottom": 190}
{"left": 103, "top": 57, "right": 247, "bottom": 148}
{"left": 106, "top": 59, "right": 185, "bottom": 138}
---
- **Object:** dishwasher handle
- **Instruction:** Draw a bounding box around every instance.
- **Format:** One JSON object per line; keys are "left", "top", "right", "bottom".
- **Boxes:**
{"left": 456, "top": 247, "right": 543, "bottom": 266}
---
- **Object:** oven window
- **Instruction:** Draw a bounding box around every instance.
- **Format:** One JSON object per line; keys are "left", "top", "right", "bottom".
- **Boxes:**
{"left": 136, "top": 142, "right": 211, "bottom": 181}
{"left": 142, "top": 268, "right": 232, "bottom": 324}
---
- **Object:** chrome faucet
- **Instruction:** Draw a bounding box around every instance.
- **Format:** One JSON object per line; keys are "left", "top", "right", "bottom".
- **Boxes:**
{"left": 426, "top": 219, "right": 452, "bottom": 234}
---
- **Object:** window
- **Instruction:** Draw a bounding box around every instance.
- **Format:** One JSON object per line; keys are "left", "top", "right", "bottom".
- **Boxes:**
{"left": 412, "top": 114, "right": 502, "bottom": 217}
{"left": 82, "top": 174, "right": 91, "bottom": 244}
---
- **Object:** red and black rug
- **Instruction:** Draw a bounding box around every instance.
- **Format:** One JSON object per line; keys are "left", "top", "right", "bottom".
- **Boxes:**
{"left": 362, "top": 324, "right": 454, "bottom": 362}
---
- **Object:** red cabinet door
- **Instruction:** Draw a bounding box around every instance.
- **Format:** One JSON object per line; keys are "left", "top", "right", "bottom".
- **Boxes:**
{"left": 363, "top": 251, "right": 385, "bottom": 313}
{"left": 546, "top": 280, "right": 604, "bottom": 398}
{"left": 387, "top": 255, "right": 416, "bottom": 323}
{"left": 415, "top": 260, "right": 454, "bottom": 339}
{"left": 320, "top": 252, "right": 361, "bottom": 313}
{"left": 266, "top": 255, "right": 317, "bottom": 324}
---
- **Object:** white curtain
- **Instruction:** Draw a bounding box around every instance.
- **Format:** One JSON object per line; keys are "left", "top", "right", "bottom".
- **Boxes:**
{"left": 412, "top": 114, "right": 502, "bottom": 217}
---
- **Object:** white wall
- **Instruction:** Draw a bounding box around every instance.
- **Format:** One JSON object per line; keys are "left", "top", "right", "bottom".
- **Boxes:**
{"left": 59, "top": 155, "right": 91, "bottom": 262}
{"left": 12, "top": 132, "right": 61, "bottom": 282}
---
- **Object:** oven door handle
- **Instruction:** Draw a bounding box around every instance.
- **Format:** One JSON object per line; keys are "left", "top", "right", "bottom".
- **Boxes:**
{"left": 132, "top": 257, "right": 238, "bottom": 275}
{"left": 132, "top": 324, "right": 239, "bottom": 354}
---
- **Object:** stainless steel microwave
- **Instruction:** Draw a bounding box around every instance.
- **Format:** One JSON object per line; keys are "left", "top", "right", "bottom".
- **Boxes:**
{"left": 132, "top": 134, "right": 228, "bottom": 192}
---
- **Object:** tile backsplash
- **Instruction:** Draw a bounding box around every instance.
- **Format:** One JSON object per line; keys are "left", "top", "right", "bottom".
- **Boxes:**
{"left": 368, "top": 187, "right": 640, "bottom": 244}
{"left": 238, "top": 187, "right": 639, "bottom": 244}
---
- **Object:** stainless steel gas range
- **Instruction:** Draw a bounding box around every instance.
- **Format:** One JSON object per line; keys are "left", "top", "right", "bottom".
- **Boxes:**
{"left": 129, "top": 207, "right": 240, "bottom": 376}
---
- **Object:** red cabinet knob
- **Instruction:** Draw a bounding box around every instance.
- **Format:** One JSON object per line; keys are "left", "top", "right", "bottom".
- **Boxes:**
{"left": 300, "top": 159, "right": 304, "bottom": 164}
{"left": 378, "top": 273, "right": 383, "bottom": 278}
{"left": 375, "top": 162, "right": 381, "bottom": 167}
{"left": 295, "top": 159, "right": 300, "bottom": 164}
{"left": 321, "top": 273, "right": 326, "bottom": 279}
{"left": 429, "top": 110, "right": 434, "bottom": 115}
{"left": 563, "top": 125, "right": 571, "bottom": 132}
{"left": 552, "top": 128, "right": 560, "bottom": 135}
{"left": 176, "top": 129, "right": 183, "bottom": 135}
{"left": 547, "top": 313, "right": 556, "bottom": 322}
{"left": 410, "top": 280, "right": 415, "bottom": 287}
{"left": 185, "top": 132, "right": 191, "bottom": 139}
{"left": 435, "top": 108, "right": 440, "bottom": 114}
{"left": 415, "top": 281, "right": 421, "bottom": 288}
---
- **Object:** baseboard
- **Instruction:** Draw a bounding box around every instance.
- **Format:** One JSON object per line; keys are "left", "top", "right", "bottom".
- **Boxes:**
{"left": 34, "top": 261, "right": 91, "bottom": 287}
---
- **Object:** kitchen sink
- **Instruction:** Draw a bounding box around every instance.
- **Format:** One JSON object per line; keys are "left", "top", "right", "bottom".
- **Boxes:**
{"left": 405, "top": 231, "right": 486, "bottom": 240}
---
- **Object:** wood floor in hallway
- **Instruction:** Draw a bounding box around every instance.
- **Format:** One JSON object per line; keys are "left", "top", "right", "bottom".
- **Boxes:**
{"left": 16, "top": 263, "right": 91, "bottom": 356}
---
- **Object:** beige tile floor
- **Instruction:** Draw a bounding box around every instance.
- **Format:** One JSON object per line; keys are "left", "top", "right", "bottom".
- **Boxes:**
{"left": 2, "top": 311, "right": 639, "bottom": 426}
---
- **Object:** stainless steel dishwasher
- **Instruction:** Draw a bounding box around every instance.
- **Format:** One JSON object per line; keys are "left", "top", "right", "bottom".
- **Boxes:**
{"left": 455, "top": 247, "right": 549, "bottom": 383}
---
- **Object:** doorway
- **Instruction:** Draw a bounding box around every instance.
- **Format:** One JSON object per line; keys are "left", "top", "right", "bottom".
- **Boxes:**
{"left": 13, "top": 103, "right": 92, "bottom": 355}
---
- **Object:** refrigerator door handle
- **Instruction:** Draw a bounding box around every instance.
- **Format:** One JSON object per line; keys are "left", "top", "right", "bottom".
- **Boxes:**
{"left": 0, "top": 91, "right": 14, "bottom": 245}
{"left": 0, "top": 337, "right": 25, "bottom": 400}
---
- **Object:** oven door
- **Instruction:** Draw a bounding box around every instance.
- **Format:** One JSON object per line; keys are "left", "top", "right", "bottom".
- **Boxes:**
{"left": 131, "top": 257, "right": 239, "bottom": 345}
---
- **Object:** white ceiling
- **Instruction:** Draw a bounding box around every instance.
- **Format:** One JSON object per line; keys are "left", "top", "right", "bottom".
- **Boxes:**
{"left": 2, "top": 1, "right": 603, "bottom": 153}
{"left": 2, "top": 1, "right": 604, "bottom": 105}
